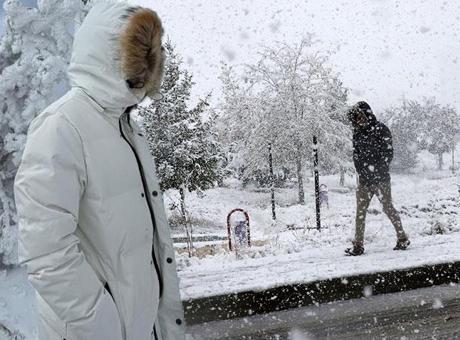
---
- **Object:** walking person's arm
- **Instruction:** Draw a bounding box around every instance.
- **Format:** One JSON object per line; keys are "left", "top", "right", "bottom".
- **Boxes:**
{"left": 380, "top": 124, "right": 394, "bottom": 164}
{"left": 352, "top": 139, "right": 366, "bottom": 183}
{"left": 14, "top": 113, "right": 123, "bottom": 340}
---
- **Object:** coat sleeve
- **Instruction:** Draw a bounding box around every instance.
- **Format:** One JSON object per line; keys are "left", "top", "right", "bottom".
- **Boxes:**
{"left": 352, "top": 138, "right": 365, "bottom": 175}
{"left": 380, "top": 124, "right": 394, "bottom": 164}
{"left": 14, "top": 113, "right": 123, "bottom": 340}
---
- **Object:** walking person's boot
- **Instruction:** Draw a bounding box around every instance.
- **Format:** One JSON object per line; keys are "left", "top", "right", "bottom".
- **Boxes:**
{"left": 376, "top": 182, "right": 410, "bottom": 251}
{"left": 393, "top": 238, "right": 410, "bottom": 250}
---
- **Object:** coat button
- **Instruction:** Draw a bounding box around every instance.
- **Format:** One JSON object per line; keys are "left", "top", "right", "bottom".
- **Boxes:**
{"left": 176, "top": 319, "right": 182, "bottom": 325}
{"left": 166, "top": 257, "right": 173, "bottom": 264}
{"left": 141, "top": 192, "right": 145, "bottom": 198}
{"left": 152, "top": 191, "right": 158, "bottom": 197}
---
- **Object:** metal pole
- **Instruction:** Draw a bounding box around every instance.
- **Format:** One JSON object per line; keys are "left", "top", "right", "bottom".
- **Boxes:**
{"left": 269, "top": 143, "right": 276, "bottom": 220}
{"left": 313, "top": 136, "right": 321, "bottom": 231}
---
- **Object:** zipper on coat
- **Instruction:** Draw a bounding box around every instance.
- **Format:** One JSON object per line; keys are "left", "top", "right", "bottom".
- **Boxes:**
{"left": 153, "top": 324, "right": 159, "bottom": 340}
{"left": 118, "top": 116, "right": 164, "bottom": 298}
{"left": 104, "top": 282, "right": 114, "bottom": 299}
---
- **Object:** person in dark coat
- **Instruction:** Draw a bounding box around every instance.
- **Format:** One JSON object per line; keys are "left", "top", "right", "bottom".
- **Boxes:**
{"left": 346, "top": 101, "right": 410, "bottom": 256}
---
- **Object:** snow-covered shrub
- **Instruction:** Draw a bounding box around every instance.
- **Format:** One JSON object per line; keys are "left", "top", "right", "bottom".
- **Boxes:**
{"left": 0, "top": 0, "right": 85, "bottom": 266}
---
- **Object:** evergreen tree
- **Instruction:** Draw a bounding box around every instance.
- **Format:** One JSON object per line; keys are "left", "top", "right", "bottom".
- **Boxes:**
{"left": 139, "top": 42, "right": 224, "bottom": 252}
{"left": 0, "top": 0, "right": 85, "bottom": 266}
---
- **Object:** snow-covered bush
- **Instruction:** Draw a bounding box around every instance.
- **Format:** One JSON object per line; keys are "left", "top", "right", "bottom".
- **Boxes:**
{"left": 0, "top": 0, "right": 84, "bottom": 266}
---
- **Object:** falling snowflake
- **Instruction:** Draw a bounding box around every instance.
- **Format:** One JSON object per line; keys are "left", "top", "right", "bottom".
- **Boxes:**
{"left": 432, "top": 298, "right": 444, "bottom": 309}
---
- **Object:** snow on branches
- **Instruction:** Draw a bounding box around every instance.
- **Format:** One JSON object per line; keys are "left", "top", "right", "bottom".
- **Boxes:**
{"left": 0, "top": 0, "right": 84, "bottom": 266}
{"left": 382, "top": 97, "right": 459, "bottom": 171}
{"left": 138, "top": 41, "right": 225, "bottom": 256}
{"left": 219, "top": 36, "right": 351, "bottom": 203}
{"left": 139, "top": 41, "right": 224, "bottom": 208}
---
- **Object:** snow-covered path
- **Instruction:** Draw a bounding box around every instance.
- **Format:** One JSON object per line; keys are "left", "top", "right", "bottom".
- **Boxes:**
{"left": 179, "top": 232, "right": 460, "bottom": 299}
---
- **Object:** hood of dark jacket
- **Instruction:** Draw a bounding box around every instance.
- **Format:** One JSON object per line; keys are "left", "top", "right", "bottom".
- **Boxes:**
{"left": 348, "top": 101, "right": 377, "bottom": 128}
{"left": 68, "top": 2, "right": 165, "bottom": 110}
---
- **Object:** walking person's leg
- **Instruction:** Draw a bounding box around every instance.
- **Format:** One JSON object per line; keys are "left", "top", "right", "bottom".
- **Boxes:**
{"left": 355, "top": 181, "right": 374, "bottom": 247}
{"left": 346, "top": 180, "right": 373, "bottom": 255}
{"left": 376, "top": 181, "right": 410, "bottom": 249}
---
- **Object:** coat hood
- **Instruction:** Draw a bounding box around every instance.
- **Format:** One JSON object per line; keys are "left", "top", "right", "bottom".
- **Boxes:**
{"left": 347, "top": 101, "right": 376, "bottom": 128}
{"left": 68, "top": 2, "right": 165, "bottom": 111}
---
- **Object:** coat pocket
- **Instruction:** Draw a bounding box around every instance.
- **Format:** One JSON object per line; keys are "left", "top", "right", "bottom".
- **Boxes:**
{"left": 38, "top": 316, "right": 66, "bottom": 340}
{"left": 36, "top": 293, "right": 67, "bottom": 339}
{"left": 66, "top": 286, "right": 124, "bottom": 340}
{"left": 104, "top": 281, "right": 127, "bottom": 338}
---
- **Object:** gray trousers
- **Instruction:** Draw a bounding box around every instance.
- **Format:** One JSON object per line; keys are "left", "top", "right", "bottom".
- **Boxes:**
{"left": 354, "top": 180, "right": 407, "bottom": 247}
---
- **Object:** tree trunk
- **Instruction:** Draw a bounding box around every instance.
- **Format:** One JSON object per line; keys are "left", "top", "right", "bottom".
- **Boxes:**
{"left": 268, "top": 143, "right": 276, "bottom": 220}
{"left": 339, "top": 167, "right": 345, "bottom": 187}
{"left": 296, "top": 150, "right": 305, "bottom": 205}
{"left": 438, "top": 153, "right": 443, "bottom": 170}
{"left": 179, "top": 188, "right": 186, "bottom": 219}
{"left": 179, "top": 187, "right": 193, "bottom": 257}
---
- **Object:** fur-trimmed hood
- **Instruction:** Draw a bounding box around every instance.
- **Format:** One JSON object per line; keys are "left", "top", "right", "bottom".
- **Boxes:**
{"left": 68, "top": 1, "right": 164, "bottom": 111}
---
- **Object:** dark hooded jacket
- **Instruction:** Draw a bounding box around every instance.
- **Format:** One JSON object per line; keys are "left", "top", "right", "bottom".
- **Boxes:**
{"left": 349, "top": 101, "right": 394, "bottom": 185}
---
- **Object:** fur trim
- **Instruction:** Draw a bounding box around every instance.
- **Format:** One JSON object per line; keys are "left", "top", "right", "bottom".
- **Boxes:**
{"left": 120, "top": 7, "right": 165, "bottom": 99}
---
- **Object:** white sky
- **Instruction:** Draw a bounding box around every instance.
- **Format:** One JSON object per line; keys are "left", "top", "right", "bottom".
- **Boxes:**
{"left": 132, "top": 0, "right": 460, "bottom": 115}
{"left": 1, "top": 1, "right": 458, "bottom": 114}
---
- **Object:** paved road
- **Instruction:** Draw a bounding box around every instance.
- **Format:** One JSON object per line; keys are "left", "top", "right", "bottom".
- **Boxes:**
{"left": 186, "top": 284, "right": 460, "bottom": 339}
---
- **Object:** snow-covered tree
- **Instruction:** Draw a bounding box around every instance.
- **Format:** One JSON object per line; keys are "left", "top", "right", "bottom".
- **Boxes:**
{"left": 139, "top": 42, "right": 224, "bottom": 254}
{"left": 383, "top": 98, "right": 459, "bottom": 171}
{"left": 416, "top": 98, "right": 459, "bottom": 170}
{"left": 219, "top": 36, "right": 350, "bottom": 205}
{"left": 382, "top": 100, "right": 422, "bottom": 172}
{"left": 0, "top": 0, "right": 85, "bottom": 267}
{"left": 219, "top": 66, "right": 285, "bottom": 185}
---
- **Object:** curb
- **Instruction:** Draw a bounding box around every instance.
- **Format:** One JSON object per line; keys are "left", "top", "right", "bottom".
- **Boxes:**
{"left": 183, "top": 261, "right": 460, "bottom": 325}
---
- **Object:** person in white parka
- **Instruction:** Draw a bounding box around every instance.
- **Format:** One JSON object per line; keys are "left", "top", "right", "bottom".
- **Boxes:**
{"left": 14, "top": 2, "right": 184, "bottom": 340}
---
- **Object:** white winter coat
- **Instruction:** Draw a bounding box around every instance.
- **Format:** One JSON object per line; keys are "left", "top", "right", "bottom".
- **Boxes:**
{"left": 14, "top": 2, "right": 184, "bottom": 340}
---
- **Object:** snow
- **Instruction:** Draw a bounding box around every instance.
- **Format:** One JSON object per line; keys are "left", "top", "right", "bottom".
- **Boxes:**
{"left": 173, "top": 167, "right": 460, "bottom": 300}
{"left": 132, "top": 0, "right": 460, "bottom": 114}
{"left": 179, "top": 232, "right": 460, "bottom": 300}
{"left": 0, "top": 0, "right": 83, "bottom": 266}
{"left": 0, "top": 269, "right": 37, "bottom": 340}
{"left": 187, "top": 282, "right": 460, "bottom": 338}
{"left": 1, "top": 1, "right": 460, "bottom": 338}
{"left": 1, "top": 159, "right": 459, "bottom": 338}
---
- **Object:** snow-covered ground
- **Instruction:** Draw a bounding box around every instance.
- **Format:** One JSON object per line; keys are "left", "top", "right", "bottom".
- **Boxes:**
{"left": 174, "top": 169, "right": 460, "bottom": 299}
{"left": 2, "top": 154, "right": 459, "bottom": 339}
